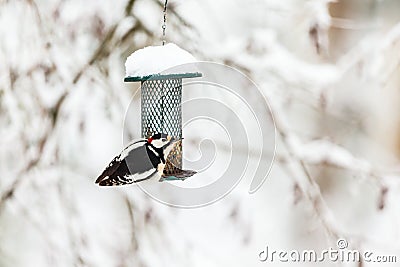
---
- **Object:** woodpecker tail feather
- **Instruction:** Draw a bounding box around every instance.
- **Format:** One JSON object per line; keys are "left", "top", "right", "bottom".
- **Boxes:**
{"left": 96, "top": 168, "right": 158, "bottom": 186}
{"left": 95, "top": 156, "right": 121, "bottom": 184}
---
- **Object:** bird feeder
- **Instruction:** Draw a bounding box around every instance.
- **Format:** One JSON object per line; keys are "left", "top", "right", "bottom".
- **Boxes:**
{"left": 124, "top": 44, "right": 201, "bottom": 179}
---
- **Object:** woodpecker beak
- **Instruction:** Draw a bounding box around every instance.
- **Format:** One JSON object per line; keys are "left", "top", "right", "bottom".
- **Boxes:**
{"left": 171, "top": 137, "right": 183, "bottom": 143}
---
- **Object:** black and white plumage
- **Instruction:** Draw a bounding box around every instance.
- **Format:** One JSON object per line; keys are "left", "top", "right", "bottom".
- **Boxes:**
{"left": 95, "top": 133, "right": 179, "bottom": 186}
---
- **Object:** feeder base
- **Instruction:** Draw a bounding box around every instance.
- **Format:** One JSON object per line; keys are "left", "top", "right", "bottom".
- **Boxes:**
{"left": 159, "top": 169, "right": 197, "bottom": 182}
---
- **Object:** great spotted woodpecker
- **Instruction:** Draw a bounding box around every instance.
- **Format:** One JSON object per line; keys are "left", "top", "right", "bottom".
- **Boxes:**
{"left": 95, "top": 133, "right": 180, "bottom": 186}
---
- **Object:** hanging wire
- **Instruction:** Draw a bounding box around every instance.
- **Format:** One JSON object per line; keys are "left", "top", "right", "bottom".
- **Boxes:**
{"left": 162, "top": 0, "right": 168, "bottom": 45}
{"left": 160, "top": 0, "right": 169, "bottom": 133}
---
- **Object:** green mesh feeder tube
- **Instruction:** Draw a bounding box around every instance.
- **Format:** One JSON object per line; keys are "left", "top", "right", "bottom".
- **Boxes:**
{"left": 124, "top": 73, "right": 202, "bottom": 178}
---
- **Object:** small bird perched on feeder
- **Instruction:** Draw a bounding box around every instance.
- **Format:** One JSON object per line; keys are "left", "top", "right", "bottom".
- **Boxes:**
{"left": 96, "top": 133, "right": 181, "bottom": 186}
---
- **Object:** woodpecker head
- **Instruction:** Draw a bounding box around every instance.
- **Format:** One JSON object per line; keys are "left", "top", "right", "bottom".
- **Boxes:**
{"left": 147, "top": 133, "right": 181, "bottom": 159}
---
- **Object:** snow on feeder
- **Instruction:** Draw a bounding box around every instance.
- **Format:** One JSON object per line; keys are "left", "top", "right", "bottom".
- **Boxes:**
{"left": 124, "top": 43, "right": 202, "bottom": 180}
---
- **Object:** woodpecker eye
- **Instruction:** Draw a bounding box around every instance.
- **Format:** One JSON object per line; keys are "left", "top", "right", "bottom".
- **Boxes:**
{"left": 161, "top": 138, "right": 167, "bottom": 142}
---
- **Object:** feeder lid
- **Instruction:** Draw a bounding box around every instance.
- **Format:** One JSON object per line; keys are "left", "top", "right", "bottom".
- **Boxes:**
{"left": 124, "top": 43, "right": 201, "bottom": 82}
{"left": 124, "top": 72, "right": 202, "bottom": 82}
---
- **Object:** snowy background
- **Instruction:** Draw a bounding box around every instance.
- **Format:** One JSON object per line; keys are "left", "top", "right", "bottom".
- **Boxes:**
{"left": 1, "top": 0, "right": 400, "bottom": 266}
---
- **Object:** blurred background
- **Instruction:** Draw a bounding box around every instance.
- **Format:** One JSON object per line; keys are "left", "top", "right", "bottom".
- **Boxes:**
{"left": 1, "top": 0, "right": 400, "bottom": 266}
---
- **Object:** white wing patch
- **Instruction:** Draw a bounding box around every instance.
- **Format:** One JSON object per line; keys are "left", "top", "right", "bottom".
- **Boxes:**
{"left": 125, "top": 168, "right": 158, "bottom": 183}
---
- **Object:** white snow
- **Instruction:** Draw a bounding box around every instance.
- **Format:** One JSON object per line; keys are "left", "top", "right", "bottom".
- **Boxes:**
{"left": 3, "top": 1, "right": 400, "bottom": 267}
{"left": 125, "top": 43, "right": 198, "bottom": 77}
